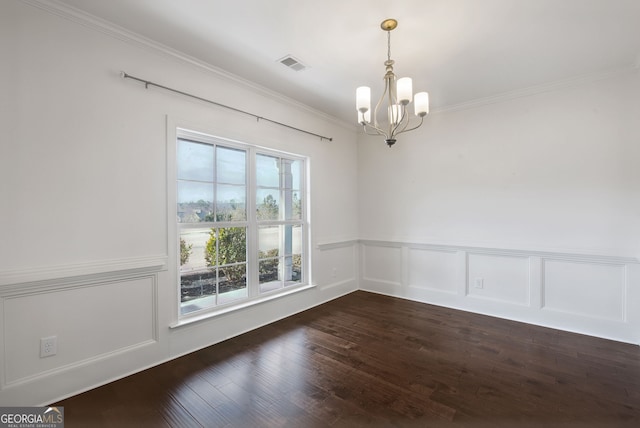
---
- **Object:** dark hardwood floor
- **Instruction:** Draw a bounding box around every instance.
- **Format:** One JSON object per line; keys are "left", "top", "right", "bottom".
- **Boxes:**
{"left": 54, "top": 291, "right": 640, "bottom": 427}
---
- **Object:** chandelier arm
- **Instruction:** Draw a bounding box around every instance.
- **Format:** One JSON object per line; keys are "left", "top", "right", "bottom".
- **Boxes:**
{"left": 363, "top": 129, "right": 388, "bottom": 138}
{"left": 373, "top": 79, "right": 391, "bottom": 130}
{"left": 361, "top": 122, "right": 390, "bottom": 139}
{"left": 390, "top": 105, "right": 410, "bottom": 137}
{"left": 395, "top": 115, "right": 425, "bottom": 135}
{"left": 372, "top": 100, "right": 381, "bottom": 130}
{"left": 386, "top": 77, "right": 397, "bottom": 137}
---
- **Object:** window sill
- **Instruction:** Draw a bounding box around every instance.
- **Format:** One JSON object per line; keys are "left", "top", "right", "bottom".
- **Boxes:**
{"left": 170, "top": 283, "right": 316, "bottom": 328}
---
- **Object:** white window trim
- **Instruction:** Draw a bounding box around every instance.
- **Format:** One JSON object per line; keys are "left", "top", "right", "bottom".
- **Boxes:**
{"left": 167, "top": 121, "right": 312, "bottom": 326}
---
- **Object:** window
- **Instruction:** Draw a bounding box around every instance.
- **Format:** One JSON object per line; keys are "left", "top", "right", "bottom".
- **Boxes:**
{"left": 175, "top": 130, "right": 308, "bottom": 317}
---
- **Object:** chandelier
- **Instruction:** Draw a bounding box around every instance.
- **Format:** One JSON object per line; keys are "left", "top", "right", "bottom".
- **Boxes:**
{"left": 356, "top": 19, "right": 429, "bottom": 147}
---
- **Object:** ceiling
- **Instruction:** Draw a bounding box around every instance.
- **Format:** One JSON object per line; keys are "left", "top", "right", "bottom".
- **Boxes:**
{"left": 54, "top": 0, "right": 640, "bottom": 123}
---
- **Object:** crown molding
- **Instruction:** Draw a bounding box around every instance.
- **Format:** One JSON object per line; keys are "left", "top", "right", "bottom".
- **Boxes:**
{"left": 433, "top": 64, "right": 640, "bottom": 114}
{"left": 19, "top": 1, "right": 640, "bottom": 131}
{"left": 20, "top": 0, "right": 353, "bottom": 132}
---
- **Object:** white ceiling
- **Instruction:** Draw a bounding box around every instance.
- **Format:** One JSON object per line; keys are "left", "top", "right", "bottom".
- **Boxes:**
{"left": 54, "top": 0, "right": 640, "bottom": 122}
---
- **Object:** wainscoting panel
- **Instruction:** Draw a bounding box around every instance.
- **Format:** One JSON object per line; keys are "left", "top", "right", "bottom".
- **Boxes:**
{"left": 3, "top": 275, "right": 157, "bottom": 386}
{"left": 543, "top": 259, "right": 626, "bottom": 321}
{"left": 362, "top": 244, "right": 402, "bottom": 286}
{"left": 467, "top": 253, "right": 530, "bottom": 305}
{"left": 358, "top": 240, "right": 640, "bottom": 344}
{"left": 315, "top": 241, "right": 358, "bottom": 290}
{"left": 407, "top": 248, "right": 458, "bottom": 294}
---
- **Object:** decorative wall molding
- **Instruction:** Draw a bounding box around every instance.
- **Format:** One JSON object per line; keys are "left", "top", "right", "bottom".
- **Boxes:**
{"left": 2, "top": 274, "right": 158, "bottom": 387}
{"left": 407, "top": 247, "right": 458, "bottom": 294}
{"left": 316, "top": 239, "right": 359, "bottom": 251}
{"left": 541, "top": 259, "right": 627, "bottom": 322}
{"left": 466, "top": 252, "right": 531, "bottom": 306}
{"left": 0, "top": 255, "right": 167, "bottom": 294}
{"left": 315, "top": 240, "right": 360, "bottom": 295}
{"left": 3, "top": 338, "right": 158, "bottom": 390}
{"left": 359, "top": 239, "right": 639, "bottom": 265}
{"left": 359, "top": 239, "right": 640, "bottom": 345}
{"left": 362, "top": 245, "right": 402, "bottom": 287}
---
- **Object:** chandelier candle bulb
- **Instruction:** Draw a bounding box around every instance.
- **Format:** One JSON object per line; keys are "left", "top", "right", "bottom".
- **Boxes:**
{"left": 414, "top": 92, "right": 429, "bottom": 116}
{"left": 397, "top": 77, "right": 413, "bottom": 104}
{"left": 356, "top": 86, "right": 371, "bottom": 113}
{"left": 358, "top": 110, "right": 371, "bottom": 124}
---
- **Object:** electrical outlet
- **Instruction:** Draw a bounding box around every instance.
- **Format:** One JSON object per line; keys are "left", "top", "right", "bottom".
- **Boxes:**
{"left": 474, "top": 278, "right": 484, "bottom": 289}
{"left": 40, "top": 336, "right": 57, "bottom": 358}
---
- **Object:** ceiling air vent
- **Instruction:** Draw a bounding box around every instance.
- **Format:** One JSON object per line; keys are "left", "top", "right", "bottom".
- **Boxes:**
{"left": 278, "top": 55, "right": 307, "bottom": 71}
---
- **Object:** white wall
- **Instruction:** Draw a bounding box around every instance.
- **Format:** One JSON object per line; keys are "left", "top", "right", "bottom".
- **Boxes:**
{"left": 0, "top": 1, "right": 359, "bottom": 406}
{"left": 2, "top": 0, "right": 639, "bottom": 408}
{"left": 358, "top": 70, "right": 640, "bottom": 344}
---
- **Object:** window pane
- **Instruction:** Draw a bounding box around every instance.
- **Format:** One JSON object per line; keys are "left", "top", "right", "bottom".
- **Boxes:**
{"left": 219, "top": 265, "right": 247, "bottom": 305}
{"left": 284, "top": 256, "right": 302, "bottom": 286}
{"left": 216, "top": 184, "right": 246, "bottom": 221}
{"left": 177, "top": 181, "right": 213, "bottom": 223}
{"left": 180, "top": 228, "right": 217, "bottom": 314}
{"left": 292, "top": 191, "right": 302, "bottom": 220}
{"left": 256, "top": 154, "right": 280, "bottom": 187}
{"left": 258, "top": 226, "right": 279, "bottom": 256}
{"left": 195, "top": 227, "right": 247, "bottom": 269}
{"left": 180, "top": 270, "right": 217, "bottom": 315}
{"left": 256, "top": 189, "right": 280, "bottom": 220}
{"left": 217, "top": 146, "right": 246, "bottom": 185}
{"left": 291, "top": 159, "right": 302, "bottom": 191}
{"left": 289, "top": 224, "right": 303, "bottom": 255}
{"left": 259, "top": 258, "right": 282, "bottom": 293}
{"left": 281, "top": 159, "right": 301, "bottom": 190}
{"left": 217, "top": 227, "right": 247, "bottom": 264}
{"left": 179, "top": 228, "right": 211, "bottom": 272}
{"left": 283, "top": 189, "right": 302, "bottom": 221}
{"left": 177, "top": 140, "right": 213, "bottom": 182}
{"left": 208, "top": 226, "right": 247, "bottom": 305}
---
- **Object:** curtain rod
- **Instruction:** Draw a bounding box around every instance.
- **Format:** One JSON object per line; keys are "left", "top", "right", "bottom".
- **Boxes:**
{"left": 120, "top": 71, "right": 333, "bottom": 142}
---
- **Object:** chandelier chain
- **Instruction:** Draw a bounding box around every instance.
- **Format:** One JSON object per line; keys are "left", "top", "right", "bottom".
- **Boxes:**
{"left": 387, "top": 31, "right": 391, "bottom": 62}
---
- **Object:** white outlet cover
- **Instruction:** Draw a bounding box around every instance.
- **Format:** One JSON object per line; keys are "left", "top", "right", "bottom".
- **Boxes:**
{"left": 40, "top": 336, "right": 57, "bottom": 358}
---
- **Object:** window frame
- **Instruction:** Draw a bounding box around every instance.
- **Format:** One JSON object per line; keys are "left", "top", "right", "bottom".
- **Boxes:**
{"left": 171, "top": 127, "right": 311, "bottom": 323}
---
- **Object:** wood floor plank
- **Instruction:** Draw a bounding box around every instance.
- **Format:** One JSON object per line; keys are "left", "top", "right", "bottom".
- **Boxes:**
{"left": 54, "top": 291, "right": 640, "bottom": 427}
